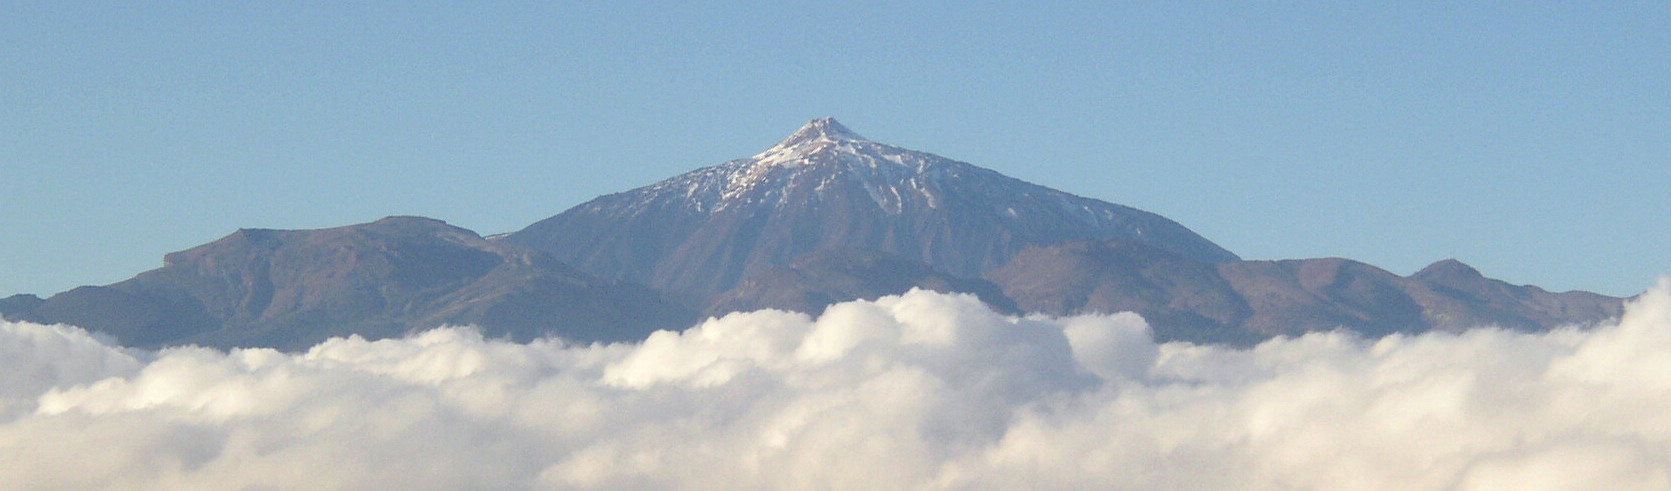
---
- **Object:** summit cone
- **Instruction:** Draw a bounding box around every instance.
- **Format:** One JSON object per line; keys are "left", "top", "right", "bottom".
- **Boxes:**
{"left": 505, "top": 118, "right": 1239, "bottom": 303}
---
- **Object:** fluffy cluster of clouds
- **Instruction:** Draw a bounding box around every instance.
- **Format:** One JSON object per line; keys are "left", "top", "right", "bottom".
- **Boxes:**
{"left": 3, "top": 281, "right": 1670, "bottom": 490}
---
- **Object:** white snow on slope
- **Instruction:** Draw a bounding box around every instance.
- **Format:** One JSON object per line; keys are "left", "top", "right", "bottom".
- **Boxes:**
{"left": 654, "top": 118, "right": 950, "bottom": 213}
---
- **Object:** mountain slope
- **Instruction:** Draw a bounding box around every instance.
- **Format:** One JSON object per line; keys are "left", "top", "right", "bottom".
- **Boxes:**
{"left": 505, "top": 118, "right": 1237, "bottom": 303}
{"left": 12, "top": 217, "right": 696, "bottom": 350}
{"left": 988, "top": 239, "right": 1624, "bottom": 344}
{"left": 707, "top": 248, "right": 1019, "bottom": 316}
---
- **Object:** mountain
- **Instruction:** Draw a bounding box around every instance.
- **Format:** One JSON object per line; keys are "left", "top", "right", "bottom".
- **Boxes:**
{"left": 988, "top": 239, "right": 1624, "bottom": 345}
{"left": 707, "top": 248, "right": 1019, "bottom": 316}
{"left": 8, "top": 217, "right": 695, "bottom": 350}
{"left": 505, "top": 118, "right": 1238, "bottom": 304}
{"left": 5, "top": 118, "right": 1626, "bottom": 350}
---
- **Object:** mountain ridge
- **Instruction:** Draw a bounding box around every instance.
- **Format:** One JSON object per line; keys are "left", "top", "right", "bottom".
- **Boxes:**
{"left": 6, "top": 216, "right": 696, "bottom": 350}
{"left": 988, "top": 238, "right": 1622, "bottom": 343}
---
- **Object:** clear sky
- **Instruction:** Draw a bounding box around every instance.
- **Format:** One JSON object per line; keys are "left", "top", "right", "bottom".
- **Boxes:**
{"left": 3, "top": 2, "right": 1666, "bottom": 298}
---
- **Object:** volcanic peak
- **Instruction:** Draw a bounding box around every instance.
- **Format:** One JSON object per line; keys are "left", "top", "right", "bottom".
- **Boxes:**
{"left": 777, "top": 117, "right": 868, "bottom": 145}
{"left": 750, "top": 117, "right": 897, "bottom": 169}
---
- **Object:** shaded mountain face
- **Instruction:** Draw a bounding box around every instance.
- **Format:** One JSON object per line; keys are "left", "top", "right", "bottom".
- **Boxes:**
{"left": 0, "top": 294, "right": 44, "bottom": 320}
{"left": 707, "top": 248, "right": 1019, "bottom": 317}
{"left": 506, "top": 118, "right": 1237, "bottom": 303}
{"left": 988, "top": 239, "right": 1625, "bottom": 345}
{"left": 10, "top": 217, "right": 696, "bottom": 350}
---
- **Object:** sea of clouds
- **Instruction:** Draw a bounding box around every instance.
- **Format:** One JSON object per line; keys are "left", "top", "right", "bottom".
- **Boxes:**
{"left": 3, "top": 280, "right": 1670, "bottom": 490}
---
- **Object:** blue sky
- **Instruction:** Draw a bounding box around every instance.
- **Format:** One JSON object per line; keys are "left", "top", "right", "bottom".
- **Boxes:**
{"left": 3, "top": 2, "right": 1666, "bottom": 297}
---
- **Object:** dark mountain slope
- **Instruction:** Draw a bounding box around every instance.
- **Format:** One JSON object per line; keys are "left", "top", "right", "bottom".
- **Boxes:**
{"left": 0, "top": 294, "right": 46, "bottom": 321}
{"left": 987, "top": 240, "right": 1259, "bottom": 344}
{"left": 989, "top": 239, "right": 1623, "bottom": 345}
{"left": 13, "top": 217, "right": 695, "bottom": 350}
{"left": 707, "top": 248, "right": 1018, "bottom": 316}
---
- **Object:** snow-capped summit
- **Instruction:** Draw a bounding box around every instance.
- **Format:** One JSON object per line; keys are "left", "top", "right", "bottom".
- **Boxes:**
{"left": 750, "top": 118, "right": 900, "bottom": 169}
{"left": 507, "top": 118, "right": 1240, "bottom": 301}
{"left": 773, "top": 117, "right": 868, "bottom": 145}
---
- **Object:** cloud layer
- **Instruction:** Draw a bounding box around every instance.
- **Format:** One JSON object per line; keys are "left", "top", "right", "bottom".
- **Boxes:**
{"left": 3, "top": 281, "right": 1669, "bottom": 490}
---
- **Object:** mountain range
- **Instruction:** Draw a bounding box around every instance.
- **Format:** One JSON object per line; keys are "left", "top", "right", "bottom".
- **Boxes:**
{"left": 0, "top": 119, "right": 1624, "bottom": 349}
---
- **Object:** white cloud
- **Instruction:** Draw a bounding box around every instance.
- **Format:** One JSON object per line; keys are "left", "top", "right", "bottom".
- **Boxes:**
{"left": 1, "top": 281, "right": 1668, "bottom": 490}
